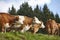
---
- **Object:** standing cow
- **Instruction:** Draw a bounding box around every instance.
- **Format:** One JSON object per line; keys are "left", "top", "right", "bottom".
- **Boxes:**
{"left": 14, "top": 16, "right": 45, "bottom": 33}
{"left": 57, "top": 23, "right": 60, "bottom": 35}
{"left": 0, "top": 13, "right": 19, "bottom": 33}
{"left": 46, "top": 19, "right": 59, "bottom": 35}
{"left": 31, "top": 21, "right": 45, "bottom": 34}
{"left": 16, "top": 16, "right": 33, "bottom": 33}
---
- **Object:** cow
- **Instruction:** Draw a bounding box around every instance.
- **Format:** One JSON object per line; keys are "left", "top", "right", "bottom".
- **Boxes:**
{"left": 57, "top": 23, "right": 60, "bottom": 29}
{"left": 57, "top": 23, "right": 60, "bottom": 35}
{"left": 0, "top": 13, "right": 19, "bottom": 33}
{"left": 45, "top": 19, "right": 59, "bottom": 35}
{"left": 13, "top": 16, "right": 34, "bottom": 33}
{"left": 31, "top": 21, "right": 45, "bottom": 34}
{"left": 13, "top": 16, "right": 33, "bottom": 33}
{"left": 0, "top": 13, "right": 45, "bottom": 33}
{"left": 13, "top": 16, "right": 45, "bottom": 33}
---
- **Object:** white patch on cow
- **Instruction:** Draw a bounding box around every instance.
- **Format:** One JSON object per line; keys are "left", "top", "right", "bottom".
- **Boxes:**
{"left": 41, "top": 22, "right": 45, "bottom": 28}
{"left": 14, "top": 24, "right": 21, "bottom": 28}
{"left": 24, "top": 25, "right": 30, "bottom": 31}
{"left": 15, "top": 25, "right": 21, "bottom": 28}
{"left": 4, "top": 23, "right": 10, "bottom": 28}
{"left": 20, "top": 29, "right": 24, "bottom": 33}
{"left": 20, "top": 25, "right": 31, "bottom": 33}
{"left": 4, "top": 23, "right": 10, "bottom": 33}
{"left": 17, "top": 15, "right": 25, "bottom": 24}
{"left": 34, "top": 16, "right": 41, "bottom": 24}
{"left": 34, "top": 17, "right": 45, "bottom": 28}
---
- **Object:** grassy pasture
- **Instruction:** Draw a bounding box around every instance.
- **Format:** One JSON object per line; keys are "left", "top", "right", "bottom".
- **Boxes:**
{"left": 0, "top": 32, "right": 60, "bottom": 40}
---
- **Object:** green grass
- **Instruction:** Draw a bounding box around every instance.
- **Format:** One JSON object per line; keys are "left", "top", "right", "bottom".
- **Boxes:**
{"left": 0, "top": 32, "right": 60, "bottom": 40}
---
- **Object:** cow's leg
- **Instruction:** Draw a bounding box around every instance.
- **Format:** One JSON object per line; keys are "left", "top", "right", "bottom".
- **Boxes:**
{"left": 24, "top": 24, "right": 31, "bottom": 32}
{"left": 4, "top": 26, "right": 6, "bottom": 33}
{"left": 20, "top": 25, "right": 25, "bottom": 33}
{"left": 1, "top": 23, "right": 5, "bottom": 33}
{"left": 57, "top": 27, "right": 59, "bottom": 36}
{"left": 55, "top": 28, "right": 59, "bottom": 36}
{"left": 20, "top": 24, "right": 31, "bottom": 33}
{"left": 1, "top": 26, "right": 5, "bottom": 33}
{"left": 20, "top": 25, "right": 29, "bottom": 33}
{"left": 52, "top": 28, "right": 55, "bottom": 35}
{"left": 58, "top": 29, "right": 59, "bottom": 36}
{"left": 4, "top": 23, "right": 10, "bottom": 33}
{"left": 48, "top": 28, "right": 51, "bottom": 35}
{"left": 21, "top": 29, "right": 24, "bottom": 33}
{"left": 33, "top": 28, "right": 39, "bottom": 34}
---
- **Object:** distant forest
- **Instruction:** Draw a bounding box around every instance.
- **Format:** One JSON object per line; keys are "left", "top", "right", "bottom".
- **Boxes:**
{"left": 8, "top": 2, "right": 60, "bottom": 23}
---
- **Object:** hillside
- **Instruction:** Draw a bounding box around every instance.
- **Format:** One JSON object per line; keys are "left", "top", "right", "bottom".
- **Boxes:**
{"left": 0, "top": 32, "right": 60, "bottom": 40}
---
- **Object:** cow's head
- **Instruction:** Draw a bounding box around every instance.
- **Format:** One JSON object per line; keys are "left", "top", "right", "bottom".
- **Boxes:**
{"left": 33, "top": 16, "right": 45, "bottom": 28}
{"left": 15, "top": 16, "right": 19, "bottom": 21}
{"left": 15, "top": 15, "right": 25, "bottom": 24}
{"left": 39, "top": 21, "right": 45, "bottom": 28}
{"left": 33, "top": 16, "right": 41, "bottom": 24}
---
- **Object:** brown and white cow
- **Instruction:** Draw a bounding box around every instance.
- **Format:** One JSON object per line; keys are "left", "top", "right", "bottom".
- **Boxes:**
{"left": 14, "top": 16, "right": 33, "bottom": 33}
{"left": 46, "top": 19, "right": 59, "bottom": 35}
{"left": 57, "top": 23, "right": 60, "bottom": 35}
{"left": 13, "top": 16, "right": 45, "bottom": 33}
{"left": 0, "top": 12, "right": 19, "bottom": 33}
{"left": 31, "top": 21, "right": 45, "bottom": 34}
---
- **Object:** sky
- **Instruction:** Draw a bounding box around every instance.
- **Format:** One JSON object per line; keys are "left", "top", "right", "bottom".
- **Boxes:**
{"left": 0, "top": 0, "right": 60, "bottom": 16}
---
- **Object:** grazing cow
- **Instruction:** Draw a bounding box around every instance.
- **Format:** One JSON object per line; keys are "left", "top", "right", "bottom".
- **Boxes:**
{"left": 0, "top": 13, "right": 19, "bottom": 33}
{"left": 31, "top": 21, "right": 45, "bottom": 34}
{"left": 46, "top": 19, "right": 59, "bottom": 35}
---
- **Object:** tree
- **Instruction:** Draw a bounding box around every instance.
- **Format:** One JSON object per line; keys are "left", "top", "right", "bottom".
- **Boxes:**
{"left": 33, "top": 5, "right": 42, "bottom": 20}
{"left": 8, "top": 8, "right": 11, "bottom": 13}
{"left": 8, "top": 5, "right": 17, "bottom": 15}
{"left": 50, "top": 12, "right": 55, "bottom": 20}
{"left": 17, "top": 2, "right": 33, "bottom": 17}
{"left": 43, "top": 4, "right": 51, "bottom": 23}
{"left": 55, "top": 13, "right": 60, "bottom": 23}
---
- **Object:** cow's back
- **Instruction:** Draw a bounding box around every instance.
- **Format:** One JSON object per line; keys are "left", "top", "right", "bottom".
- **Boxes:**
{"left": 0, "top": 13, "right": 18, "bottom": 25}
{"left": 51, "top": 20, "right": 58, "bottom": 29}
{"left": 23, "top": 16, "right": 33, "bottom": 25}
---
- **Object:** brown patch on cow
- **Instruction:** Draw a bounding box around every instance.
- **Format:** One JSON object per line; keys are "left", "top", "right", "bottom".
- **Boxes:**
{"left": 57, "top": 23, "right": 60, "bottom": 28}
{"left": 57, "top": 23, "right": 60, "bottom": 35}
{"left": 0, "top": 13, "right": 19, "bottom": 32}
{"left": 19, "top": 24, "right": 25, "bottom": 30}
{"left": 31, "top": 23, "right": 41, "bottom": 34}
{"left": 46, "top": 19, "right": 59, "bottom": 35}
{"left": 23, "top": 16, "right": 33, "bottom": 25}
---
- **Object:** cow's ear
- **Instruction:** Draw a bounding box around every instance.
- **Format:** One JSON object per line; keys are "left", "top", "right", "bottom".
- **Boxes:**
{"left": 15, "top": 16, "right": 19, "bottom": 20}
